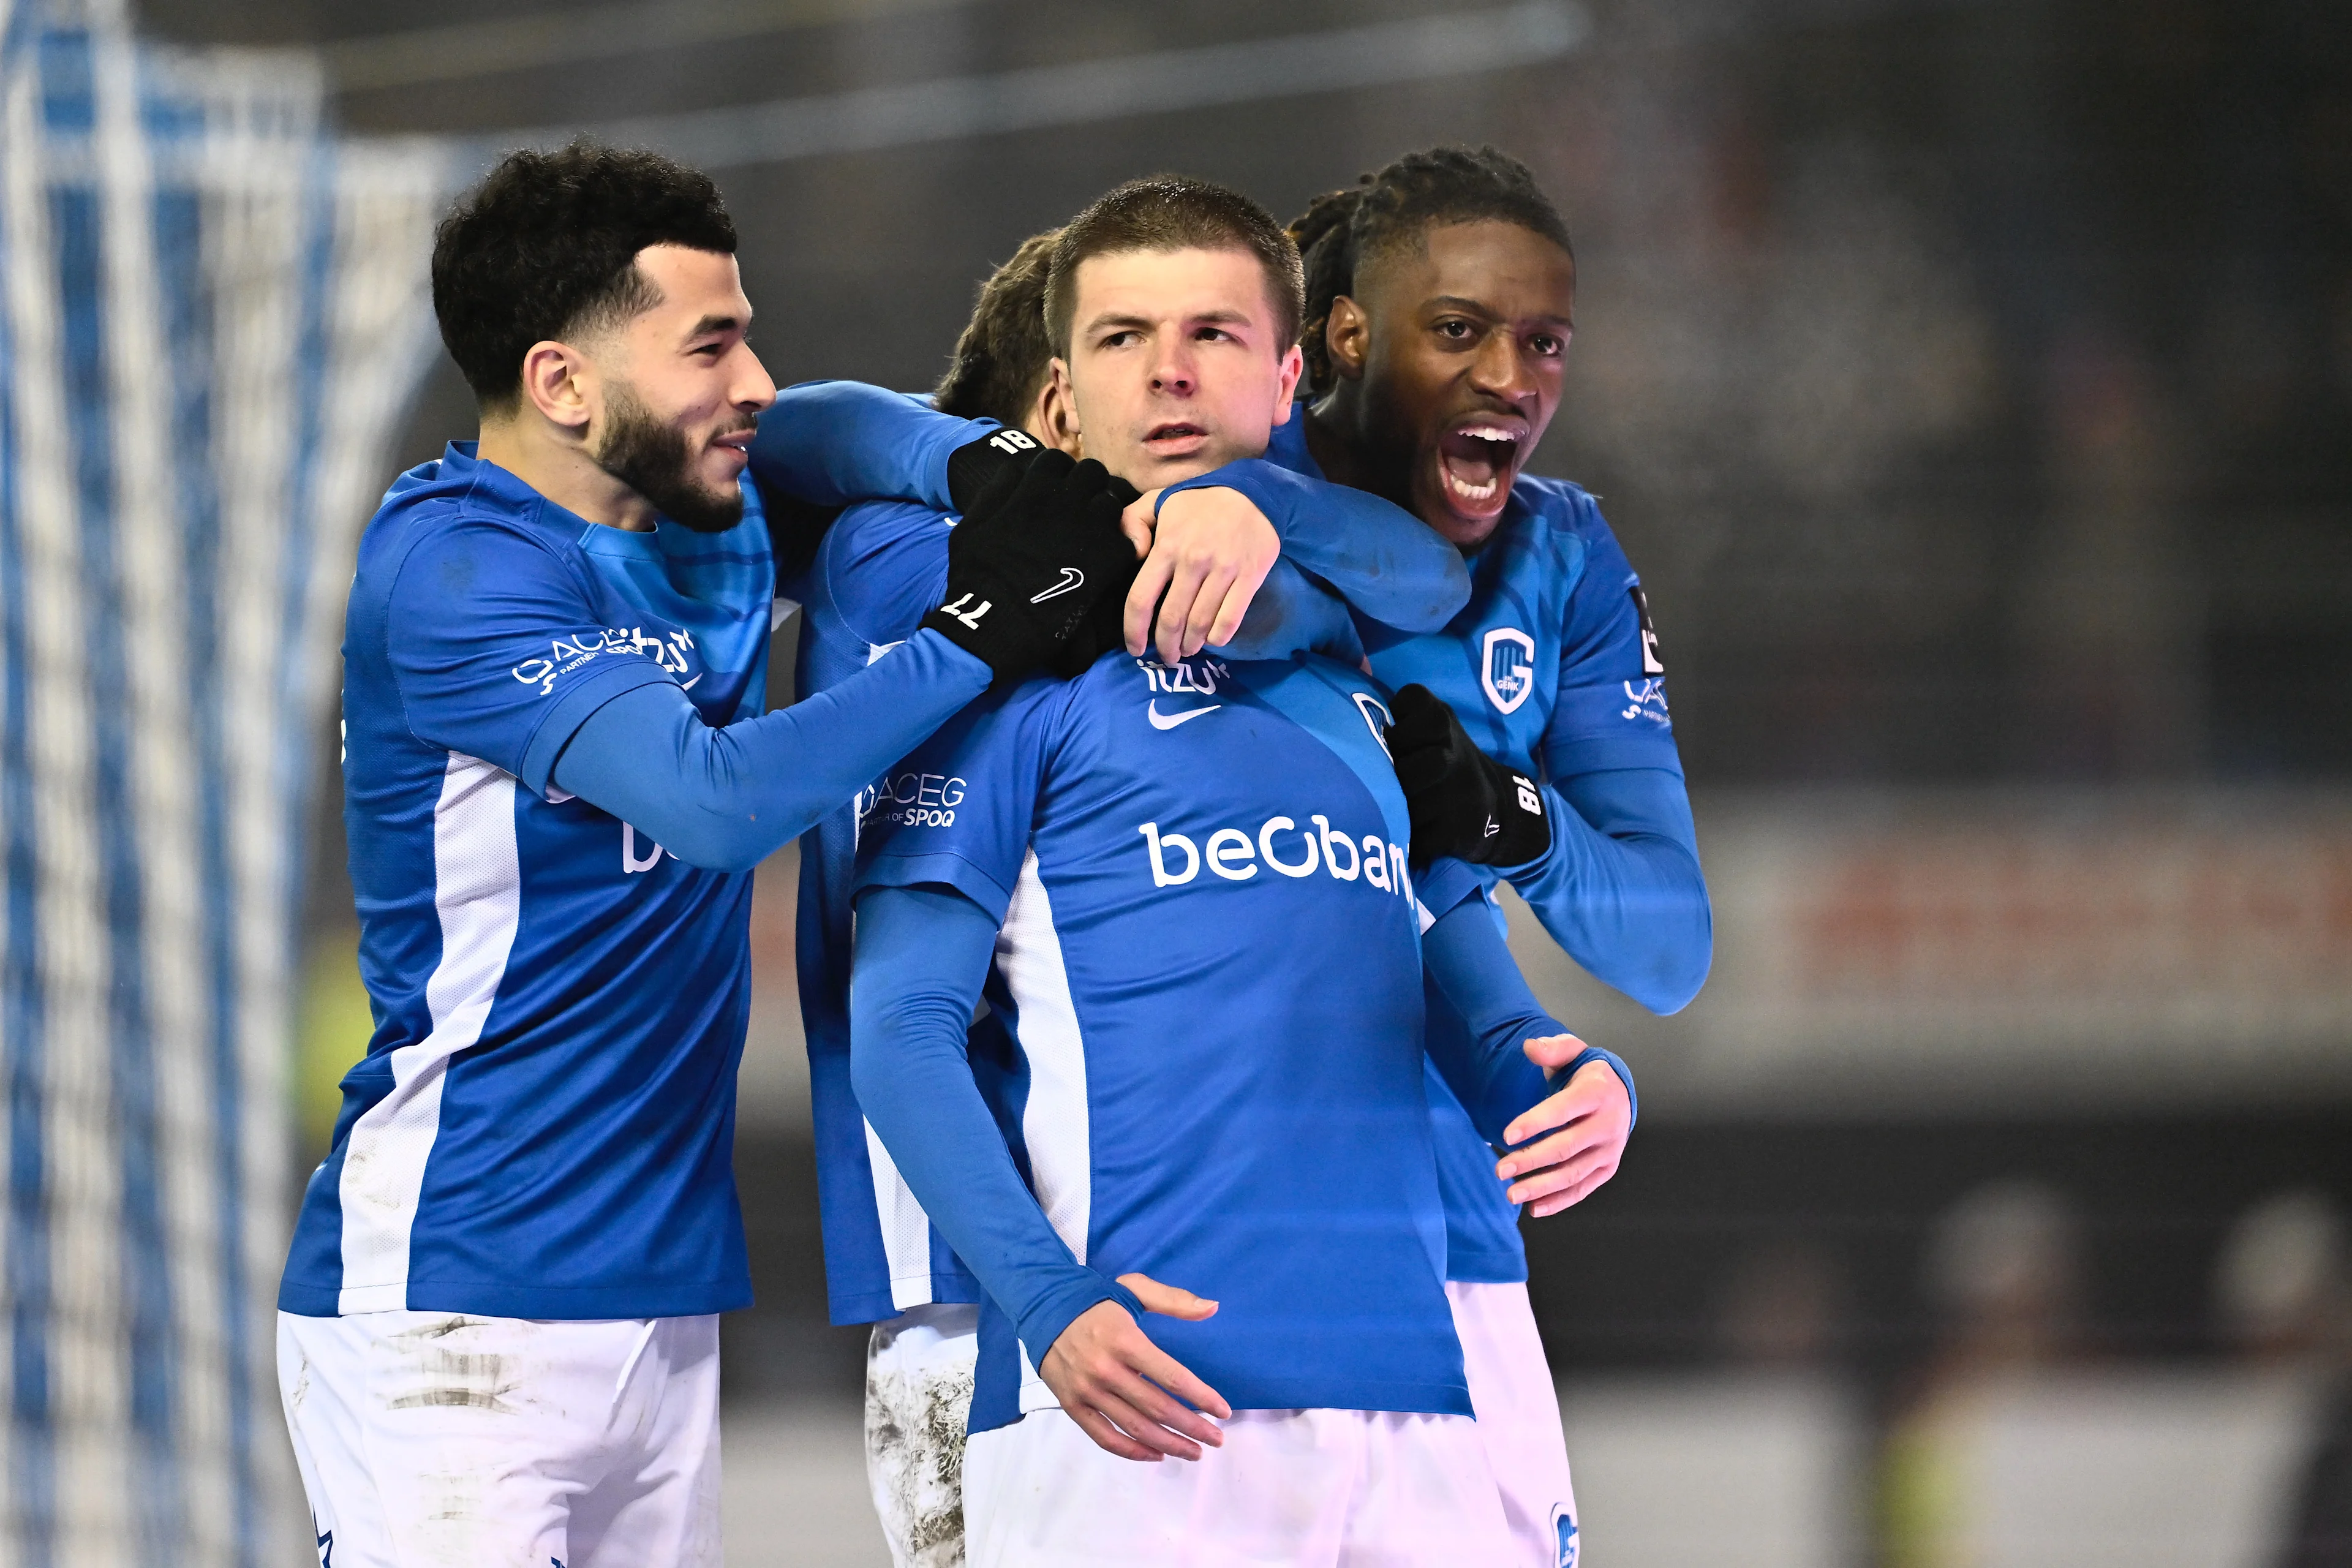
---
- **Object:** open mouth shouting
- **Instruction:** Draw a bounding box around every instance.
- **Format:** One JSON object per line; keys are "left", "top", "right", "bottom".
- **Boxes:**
{"left": 1434, "top": 417, "right": 1527, "bottom": 515}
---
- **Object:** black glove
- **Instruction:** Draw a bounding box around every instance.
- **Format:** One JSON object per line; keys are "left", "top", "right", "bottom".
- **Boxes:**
{"left": 1050, "top": 473, "right": 1145, "bottom": 677}
{"left": 945, "top": 425, "right": 1046, "bottom": 518}
{"left": 1387, "top": 684, "right": 1551, "bottom": 867}
{"left": 924, "top": 451, "right": 1142, "bottom": 684}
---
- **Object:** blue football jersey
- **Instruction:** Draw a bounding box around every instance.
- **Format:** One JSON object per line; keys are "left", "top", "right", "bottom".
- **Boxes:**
{"left": 281, "top": 445, "right": 775, "bottom": 1319}
{"left": 1267, "top": 410, "right": 1687, "bottom": 1283}
{"left": 856, "top": 649, "right": 1487, "bottom": 1427}
{"left": 785, "top": 490, "right": 1431, "bottom": 1324}
{"left": 783, "top": 498, "right": 986, "bottom": 1324}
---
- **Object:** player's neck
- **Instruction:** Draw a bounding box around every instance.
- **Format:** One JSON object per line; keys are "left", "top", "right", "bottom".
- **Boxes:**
{"left": 476, "top": 415, "right": 658, "bottom": 533}
{"left": 1303, "top": 394, "right": 1411, "bottom": 520}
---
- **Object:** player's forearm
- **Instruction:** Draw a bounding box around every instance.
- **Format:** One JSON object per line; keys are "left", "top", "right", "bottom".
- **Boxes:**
{"left": 1162, "top": 460, "right": 1471, "bottom": 633}
{"left": 850, "top": 885, "right": 1138, "bottom": 1358}
{"left": 748, "top": 380, "right": 989, "bottom": 511}
{"left": 1212, "top": 559, "right": 1364, "bottom": 663}
{"left": 1420, "top": 896, "right": 1574, "bottom": 1140}
{"left": 551, "top": 629, "right": 989, "bottom": 872}
{"left": 1508, "top": 766, "right": 1713, "bottom": 1015}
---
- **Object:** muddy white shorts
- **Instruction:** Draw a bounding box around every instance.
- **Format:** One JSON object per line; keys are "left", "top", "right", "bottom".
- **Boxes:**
{"left": 276, "top": 1309, "right": 722, "bottom": 1568}
{"left": 1450, "top": 1280, "right": 1580, "bottom": 1567}
{"left": 962, "top": 1400, "right": 1512, "bottom": 1567}
{"left": 865, "top": 1302, "right": 981, "bottom": 1567}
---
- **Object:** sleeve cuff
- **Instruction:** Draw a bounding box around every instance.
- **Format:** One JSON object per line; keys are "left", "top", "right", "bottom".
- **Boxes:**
{"left": 1563, "top": 1044, "right": 1638, "bottom": 1128}
{"left": 516, "top": 658, "right": 680, "bottom": 798}
{"left": 856, "top": 848, "right": 1018, "bottom": 922}
{"left": 1014, "top": 1273, "right": 1147, "bottom": 1371}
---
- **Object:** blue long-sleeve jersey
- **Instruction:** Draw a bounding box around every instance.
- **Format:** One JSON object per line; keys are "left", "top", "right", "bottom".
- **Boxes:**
{"left": 849, "top": 647, "right": 1627, "bottom": 1429}
{"left": 749, "top": 379, "right": 1475, "bottom": 1324}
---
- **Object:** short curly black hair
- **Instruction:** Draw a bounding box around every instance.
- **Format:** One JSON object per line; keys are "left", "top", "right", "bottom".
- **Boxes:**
{"left": 933, "top": 228, "right": 1060, "bottom": 426}
{"left": 1288, "top": 146, "right": 1572, "bottom": 391}
{"left": 431, "top": 141, "right": 737, "bottom": 410}
{"left": 1044, "top": 176, "right": 1303, "bottom": 360}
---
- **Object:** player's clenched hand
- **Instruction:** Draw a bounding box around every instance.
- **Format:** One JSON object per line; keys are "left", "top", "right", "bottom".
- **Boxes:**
{"left": 1496, "top": 1041, "right": 1632, "bottom": 1218}
{"left": 1121, "top": 487, "right": 1280, "bottom": 668}
{"left": 1039, "top": 1275, "right": 1230, "bottom": 1464}
{"left": 923, "top": 451, "right": 1142, "bottom": 685}
{"left": 1387, "top": 684, "right": 1551, "bottom": 867}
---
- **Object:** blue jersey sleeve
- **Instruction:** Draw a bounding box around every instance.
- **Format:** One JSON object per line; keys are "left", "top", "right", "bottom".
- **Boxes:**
{"left": 853, "top": 672, "right": 1069, "bottom": 918}
{"left": 1420, "top": 896, "right": 1640, "bottom": 1136}
{"left": 383, "top": 518, "right": 678, "bottom": 796}
{"left": 1540, "top": 492, "right": 1683, "bottom": 778}
{"left": 1490, "top": 483, "right": 1713, "bottom": 1015}
{"left": 549, "top": 629, "right": 992, "bottom": 872}
{"left": 1161, "top": 459, "right": 1471, "bottom": 634}
{"left": 850, "top": 880, "right": 1144, "bottom": 1366}
{"left": 809, "top": 497, "right": 955, "bottom": 653}
{"left": 1213, "top": 559, "right": 1365, "bottom": 665}
{"left": 748, "top": 380, "right": 991, "bottom": 512}
{"left": 1505, "top": 768, "right": 1713, "bottom": 1015}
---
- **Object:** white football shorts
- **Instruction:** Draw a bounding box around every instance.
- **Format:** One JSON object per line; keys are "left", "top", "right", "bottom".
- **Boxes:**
{"left": 865, "top": 1302, "right": 981, "bottom": 1567}
{"left": 1450, "top": 1280, "right": 1580, "bottom": 1567}
{"left": 276, "top": 1308, "right": 721, "bottom": 1568}
{"left": 962, "top": 1400, "right": 1512, "bottom": 1567}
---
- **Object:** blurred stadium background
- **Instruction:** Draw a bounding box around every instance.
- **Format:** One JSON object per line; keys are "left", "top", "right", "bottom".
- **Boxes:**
{"left": 5, "top": 0, "right": 2349, "bottom": 1561}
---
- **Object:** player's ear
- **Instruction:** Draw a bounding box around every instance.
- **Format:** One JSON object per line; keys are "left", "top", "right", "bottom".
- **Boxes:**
{"left": 1271, "top": 342, "right": 1303, "bottom": 426}
{"left": 1046, "top": 357, "right": 1083, "bottom": 444}
{"left": 1031, "top": 375, "right": 1083, "bottom": 458}
{"left": 1324, "top": 296, "right": 1370, "bottom": 383}
{"left": 519, "top": 339, "right": 594, "bottom": 434}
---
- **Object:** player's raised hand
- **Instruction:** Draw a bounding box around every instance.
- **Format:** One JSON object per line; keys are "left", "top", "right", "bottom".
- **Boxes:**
{"left": 1496, "top": 1038, "right": 1632, "bottom": 1218}
{"left": 1120, "top": 486, "right": 1281, "bottom": 667}
{"left": 1040, "top": 1275, "right": 1229, "bottom": 1464}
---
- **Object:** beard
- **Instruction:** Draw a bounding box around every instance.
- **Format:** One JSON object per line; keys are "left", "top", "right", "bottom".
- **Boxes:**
{"left": 593, "top": 381, "right": 747, "bottom": 534}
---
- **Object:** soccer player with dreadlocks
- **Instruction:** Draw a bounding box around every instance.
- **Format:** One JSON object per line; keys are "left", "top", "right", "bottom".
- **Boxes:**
{"left": 1282, "top": 145, "right": 1714, "bottom": 1566}
{"left": 775, "top": 227, "right": 1481, "bottom": 1567}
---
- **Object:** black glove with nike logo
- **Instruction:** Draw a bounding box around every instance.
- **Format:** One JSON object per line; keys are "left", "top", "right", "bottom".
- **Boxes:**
{"left": 1386, "top": 683, "right": 1552, "bottom": 867}
{"left": 924, "top": 450, "right": 1142, "bottom": 685}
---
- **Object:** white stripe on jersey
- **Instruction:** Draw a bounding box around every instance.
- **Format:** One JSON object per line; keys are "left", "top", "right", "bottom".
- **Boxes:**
{"left": 993, "top": 851, "right": 1091, "bottom": 1414}
{"left": 335, "top": 753, "right": 520, "bottom": 1313}
{"left": 859, "top": 629, "right": 947, "bottom": 1314}
{"left": 865, "top": 1118, "right": 941, "bottom": 1312}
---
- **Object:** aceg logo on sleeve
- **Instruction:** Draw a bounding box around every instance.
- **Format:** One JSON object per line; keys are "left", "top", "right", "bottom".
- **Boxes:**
{"left": 861, "top": 769, "right": 968, "bottom": 829}
{"left": 512, "top": 624, "right": 698, "bottom": 696}
{"left": 1136, "top": 812, "right": 1412, "bottom": 902}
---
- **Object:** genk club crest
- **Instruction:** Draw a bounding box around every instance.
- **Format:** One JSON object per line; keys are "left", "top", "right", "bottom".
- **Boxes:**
{"left": 1482, "top": 626, "right": 1537, "bottom": 714}
{"left": 1550, "top": 1502, "right": 1579, "bottom": 1567}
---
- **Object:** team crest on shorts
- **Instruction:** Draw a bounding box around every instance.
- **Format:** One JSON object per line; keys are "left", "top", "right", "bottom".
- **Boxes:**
{"left": 1482, "top": 626, "right": 1537, "bottom": 714}
{"left": 1550, "top": 1501, "right": 1579, "bottom": 1567}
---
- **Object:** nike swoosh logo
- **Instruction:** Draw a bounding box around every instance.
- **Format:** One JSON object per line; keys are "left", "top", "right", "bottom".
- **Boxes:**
{"left": 680, "top": 674, "right": 703, "bottom": 690}
{"left": 1147, "top": 701, "right": 1221, "bottom": 730}
{"left": 1029, "top": 567, "right": 1085, "bottom": 603}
